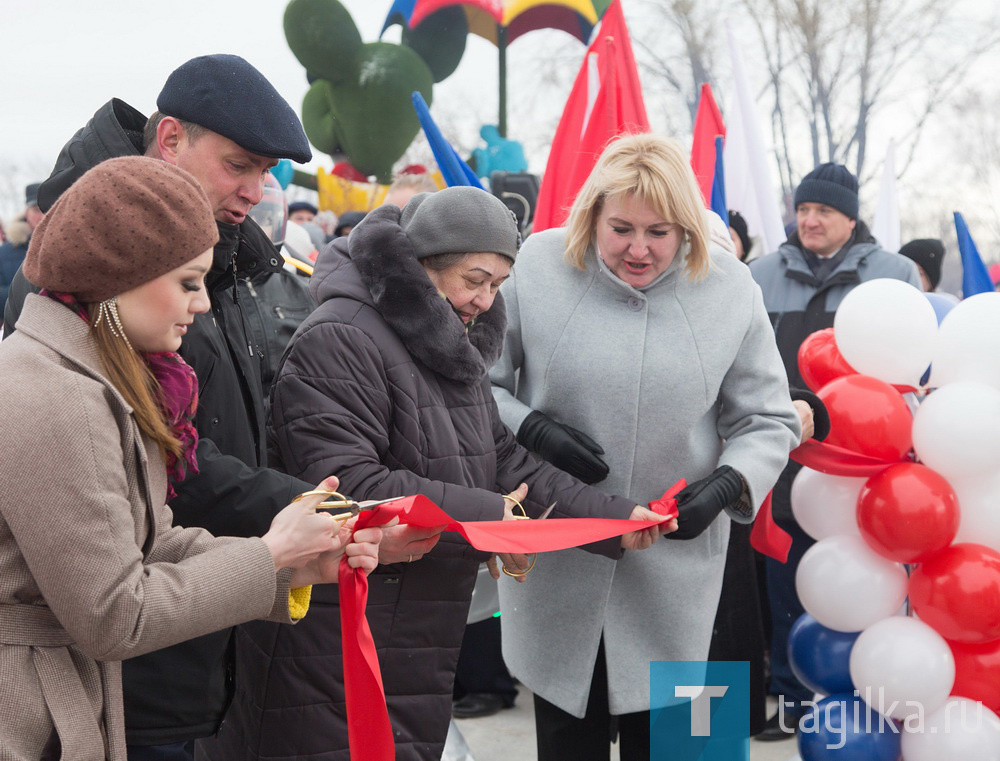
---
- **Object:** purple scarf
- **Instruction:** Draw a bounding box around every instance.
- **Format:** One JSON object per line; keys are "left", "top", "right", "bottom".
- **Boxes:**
{"left": 42, "top": 290, "right": 200, "bottom": 499}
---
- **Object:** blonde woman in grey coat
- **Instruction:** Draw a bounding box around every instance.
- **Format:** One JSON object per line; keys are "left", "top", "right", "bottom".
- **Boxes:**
{"left": 490, "top": 133, "right": 801, "bottom": 760}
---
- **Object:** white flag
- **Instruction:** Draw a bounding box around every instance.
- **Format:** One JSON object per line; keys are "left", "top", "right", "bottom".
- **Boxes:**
{"left": 871, "top": 140, "right": 901, "bottom": 252}
{"left": 723, "top": 22, "right": 787, "bottom": 256}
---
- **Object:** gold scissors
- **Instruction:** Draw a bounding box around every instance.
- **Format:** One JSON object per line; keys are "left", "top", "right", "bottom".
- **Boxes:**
{"left": 292, "top": 489, "right": 403, "bottom": 524}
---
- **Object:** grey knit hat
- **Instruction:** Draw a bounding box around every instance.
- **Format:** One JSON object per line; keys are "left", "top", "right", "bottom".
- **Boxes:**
{"left": 400, "top": 187, "right": 520, "bottom": 261}
{"left": 794, "top": 162, "right": 859, "bottom": 220}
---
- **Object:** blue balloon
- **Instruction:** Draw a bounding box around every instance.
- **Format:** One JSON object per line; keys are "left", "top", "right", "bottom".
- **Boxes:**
{"left": 924, "top": 292, "right": 957, "bottom": 325}
{"left": 789, "top": 613, "right": 860, "bottom": 696}
{"left": 798, "top": 694, "right": 900, "bottom": 761}
{"left": 270, "top": 159, "right": 295, "bottom": 190}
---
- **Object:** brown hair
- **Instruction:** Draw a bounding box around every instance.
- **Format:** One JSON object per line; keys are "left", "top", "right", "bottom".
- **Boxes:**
{"left": 563, "top": 133, "right": 710, "bottom": 281}
{"left": 143, "top": 111, "right": 207, "bottom": 153}
{"left": 87, "top": 303, "right": 182, "bottom": 460}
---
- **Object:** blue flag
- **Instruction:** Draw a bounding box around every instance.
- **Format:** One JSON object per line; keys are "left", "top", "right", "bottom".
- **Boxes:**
{"left": 710, "top": 135, "right": 728, "bottom": 227}
{"left": 411, "top": 92, "right": 483, "bottom": 189}
{"left": 954, "top": 211, "right": 994, "bottom": 297}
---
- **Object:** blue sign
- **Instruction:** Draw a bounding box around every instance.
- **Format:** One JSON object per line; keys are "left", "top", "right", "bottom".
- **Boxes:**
{"left": 650, "top": 661, "right": 750, "bottom": 761}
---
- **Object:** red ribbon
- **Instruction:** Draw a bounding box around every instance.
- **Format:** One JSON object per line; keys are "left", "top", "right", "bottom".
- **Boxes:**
{"left": 750, "top": 492, "right": 792, "bottom": 563}
{"left": 749, "top": 441, "right": 908, "bottom": 565}
{"left": 337, "top": 488, "right": 681, "bottom": 760}
{"left": 790, "top": 439, "right": 905, "bottom": 477}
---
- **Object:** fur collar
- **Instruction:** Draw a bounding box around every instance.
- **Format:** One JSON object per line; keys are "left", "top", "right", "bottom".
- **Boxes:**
{"left": 347, "top": 204, "right": 507, "bottom": 385}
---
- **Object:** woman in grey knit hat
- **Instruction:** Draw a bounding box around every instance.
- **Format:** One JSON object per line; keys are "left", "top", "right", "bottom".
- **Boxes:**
{"left": 197, "top": 185, "right": 677, "bottom": 761}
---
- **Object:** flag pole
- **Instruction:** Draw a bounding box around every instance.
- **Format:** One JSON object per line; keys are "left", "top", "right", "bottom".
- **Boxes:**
{"left": 498, "top": 23, "right": 508, "bottom": 137}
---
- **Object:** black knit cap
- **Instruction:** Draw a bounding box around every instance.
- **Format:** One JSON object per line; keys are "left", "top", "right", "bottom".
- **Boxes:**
{"left": 899, "top": 238, "right": 946, "bottom": 289}
{"left": 728, "top": 210, "right": 752, "bottom": 260}
{"left": 794, "top": 162, "right": 859, "bottom": 220}
{"left": 157, "top": 54, "right": 312, "bottom": 164}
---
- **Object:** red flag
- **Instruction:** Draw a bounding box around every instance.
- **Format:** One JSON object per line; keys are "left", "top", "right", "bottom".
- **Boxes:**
{"left": 691, "top": 82, "right": 726, "bottom": 206}
{"left": 533, "top": 0, "right": 649, "bottom": 232}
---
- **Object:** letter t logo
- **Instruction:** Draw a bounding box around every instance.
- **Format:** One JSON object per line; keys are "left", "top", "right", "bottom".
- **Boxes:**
{"left": 674, "top": 685, "right": 729, "bottom": 736}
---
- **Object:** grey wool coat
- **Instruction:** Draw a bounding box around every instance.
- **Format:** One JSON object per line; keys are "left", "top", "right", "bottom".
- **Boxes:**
{"left": 0, "top": 296, "right": 294, "bottom": 761}
{"left": 490, "top": 229, "right": 801, "bottom": 717}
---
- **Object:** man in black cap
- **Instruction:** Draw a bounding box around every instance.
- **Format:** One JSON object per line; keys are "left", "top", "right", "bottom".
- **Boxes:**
{"left": 287, "top": 199, "right": 317, "bottom": 224}
{"left": 899, "top": 238, "right": 946, "bottom": 292}
{"left": 0, "top": 183, "right": 43, "bottom": 318}
{"left": 6, "top": 54, "right": 439, "bottom": 761}
{"left": 747, "top": 163, "right": 920, "bottom": 742}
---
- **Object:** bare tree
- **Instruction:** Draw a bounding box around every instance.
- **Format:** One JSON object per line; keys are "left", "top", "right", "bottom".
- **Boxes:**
{"left": 744, "top": 0, "right": 1000, "bottom": 209}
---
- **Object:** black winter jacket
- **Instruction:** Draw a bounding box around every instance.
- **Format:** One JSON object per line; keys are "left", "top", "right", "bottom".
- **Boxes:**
{"left": 6, "top": 98, "right": 312, "bottom": 745}
{"left": 196, "top": 205, "right": 636, "bottom": 761}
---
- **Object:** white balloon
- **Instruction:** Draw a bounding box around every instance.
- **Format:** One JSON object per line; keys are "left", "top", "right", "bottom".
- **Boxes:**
{"left": 849, "top": 616, "right": 954, "bottom": 722}
{"left": 791, "top": 467, "right": 865, "bottom": 541}
{"left": 931, "top": 292, "right": 1000, "bottom": 389}
{"left": 834, "top": 278, "right": 939, "bottom": 387}
{"left": 950, "top": 473, "right": 1000, "bottom": 552}
{"left": 901, "top": 698, "right": 1000, "bottom": 761}
{"left": 796, "top": 535, "right": 908, "bottom": 633}
{"left": 912, "top": 382, "right": 1000, "bottom": 480}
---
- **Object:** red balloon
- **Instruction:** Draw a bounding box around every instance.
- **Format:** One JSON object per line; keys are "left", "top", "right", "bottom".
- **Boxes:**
{"left": 798, "top": 328, "right": 856, "bottom": 392}
{"left": 856, "top": 464, "right": 959, "bottom": 563}
{"left": 951, "top": 637, "right": 1000, "bottom": 714}
{"left": 909, "top": 543, "right": 1000, "bottom": 643}
{"left": 818, "top": 375, "right": 913, "bottom": 461}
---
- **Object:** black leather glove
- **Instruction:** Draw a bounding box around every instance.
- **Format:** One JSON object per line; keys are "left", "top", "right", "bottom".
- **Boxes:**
{"left": 517, "top": 410, "right": 610, "bottom": 484}
{"left": 789, "top": 387, "right": 831, "bottom": 441}
{"left": 667, "top": 465, "right": 744, "bottom": 540}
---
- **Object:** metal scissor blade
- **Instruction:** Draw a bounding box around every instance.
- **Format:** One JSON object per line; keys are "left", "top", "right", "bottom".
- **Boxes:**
{"left": 355, "top": 496, "right": 406, "bottom": 510}
{"left": 538, "top": 502, "right": 557, "bottom": 520}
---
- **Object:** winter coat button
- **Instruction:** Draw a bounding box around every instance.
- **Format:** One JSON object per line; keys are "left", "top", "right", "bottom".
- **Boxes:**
{"left": 627, "top": 297, "right": 643, "bottom": 311}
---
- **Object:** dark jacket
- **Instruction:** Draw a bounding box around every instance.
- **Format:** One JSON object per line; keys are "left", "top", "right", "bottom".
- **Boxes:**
{"left": 749, "top": 221, "right": 920, "bottom": 525}
{"left": 196, "top": 205, "right": 636, "bottom": 761}
{"left": 748, "top": 221, "right": 921, "bottom": 389}
{"left": 4, "top": 98, "right": 312, "bottom": 745}
{"left": 238, "top": 267, "right": 315, "bottom": 389}
{"left": 0, "top": 219, "right": 30, "bottom": 317}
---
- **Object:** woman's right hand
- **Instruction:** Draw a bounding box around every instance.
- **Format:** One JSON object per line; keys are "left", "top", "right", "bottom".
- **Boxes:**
{"left": 488, "top": 482, "right": 533, "bottom": 582}
{"left": 620, "top": 505, "right": 677, "bottom": 551}
{"left": 262, "top": 476, "right": 351, "bottom": 571}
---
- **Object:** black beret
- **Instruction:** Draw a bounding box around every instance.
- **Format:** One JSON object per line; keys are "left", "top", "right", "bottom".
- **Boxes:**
{"left": 157, "top": 54, "right": 312, "bottom": 164}
{"left": 288, "top": 201, "right": 318, "bottom": 215}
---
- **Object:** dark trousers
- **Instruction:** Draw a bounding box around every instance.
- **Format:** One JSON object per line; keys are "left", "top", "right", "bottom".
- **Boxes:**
{"left": 127, "top": 741, "right": 195, "bottom": 761}
{"left": 533, "top": 641, "right": 649, "bottom": 761}
{"left": 764, "top": 518, "right": 815, "bottom": 706}
{"left": 453, "top": 616, "right": 517, "bottom": 705}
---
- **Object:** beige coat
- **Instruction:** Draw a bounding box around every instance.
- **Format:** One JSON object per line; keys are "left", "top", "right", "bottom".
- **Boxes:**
{"left": 0, "top": 295, "right": 293, "bottom": 761}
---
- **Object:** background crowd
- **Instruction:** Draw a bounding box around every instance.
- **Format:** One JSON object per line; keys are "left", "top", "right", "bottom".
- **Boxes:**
{"left": 0, "top": 36, "right": 973, "bottom": 761}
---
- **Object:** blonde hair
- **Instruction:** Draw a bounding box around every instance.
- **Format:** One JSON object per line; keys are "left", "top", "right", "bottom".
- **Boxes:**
{"left": 563, "top": 133, "right": 710, "bottom": 280}
{"left": 87, "top": 303, "right": 182, "bottom": 461}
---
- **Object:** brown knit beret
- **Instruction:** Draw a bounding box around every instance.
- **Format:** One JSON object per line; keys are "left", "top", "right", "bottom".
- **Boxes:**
{"left": 25, "top": 157, "right": 219, "bottom": 302}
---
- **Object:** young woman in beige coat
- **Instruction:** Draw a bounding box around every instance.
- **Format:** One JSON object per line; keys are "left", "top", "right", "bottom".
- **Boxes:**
{"left": 0, "top": 157, "right": 382, "bottom": 761}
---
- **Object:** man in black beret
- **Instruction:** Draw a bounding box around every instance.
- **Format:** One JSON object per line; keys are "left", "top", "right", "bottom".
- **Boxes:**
{"left": 6, "top": 54, "right": 438, "bottom": 761}
{"left": 287, "top": 200, "right": 318, "bottom": 224}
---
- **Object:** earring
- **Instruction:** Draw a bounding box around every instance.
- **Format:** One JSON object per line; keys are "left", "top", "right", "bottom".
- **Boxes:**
{"left": 94, "top": 298, "right": 134, "bottom": 352}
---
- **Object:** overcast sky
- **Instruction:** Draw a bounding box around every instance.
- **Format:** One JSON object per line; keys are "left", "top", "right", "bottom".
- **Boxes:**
{"left": 1, "top": 0, "right": 535, "bottom": 210}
